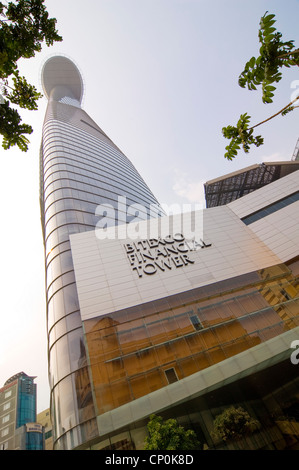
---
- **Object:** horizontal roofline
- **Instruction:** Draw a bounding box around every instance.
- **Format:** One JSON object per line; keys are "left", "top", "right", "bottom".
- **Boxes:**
{"left": 205, "top": 161, "right": 299, "bottom": 185}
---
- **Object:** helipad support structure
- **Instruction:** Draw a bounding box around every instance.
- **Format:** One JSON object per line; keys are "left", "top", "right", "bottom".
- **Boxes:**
{"left": 40, "top": 56, "right": 299, "bottom": 450}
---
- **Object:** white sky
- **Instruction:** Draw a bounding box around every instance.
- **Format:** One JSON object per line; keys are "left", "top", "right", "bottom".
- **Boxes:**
{"left": 1, "top": 0, "right": 299, "bottom": 413}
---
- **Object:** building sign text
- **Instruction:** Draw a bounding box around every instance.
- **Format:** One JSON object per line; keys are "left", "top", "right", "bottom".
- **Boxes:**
{"left": 124, "top": 234, "right": 212, "bottom": 278}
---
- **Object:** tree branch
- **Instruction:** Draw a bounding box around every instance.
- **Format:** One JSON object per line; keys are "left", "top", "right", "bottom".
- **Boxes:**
{"left": 278, "top": 48, "right": 299, "bottom": 59}
{"left": 249, "top": 95, "right": 299, "bottom": 130}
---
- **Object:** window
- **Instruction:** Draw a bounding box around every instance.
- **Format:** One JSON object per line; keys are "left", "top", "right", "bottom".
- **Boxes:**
{"left": 1, "top": 427, "right": 9, "bottom": 437}
{"left": 280, "top": 289, "right": 291, "bottom": 301}
{"left": 45, "top": 430, "right": 52, "bottom": 440}
{"left": 2, "top": 415, "right": 10, "bottom": 424}
{"left": 190, "top": 314, "right": 203, "bottom": 331}
{"left": 3, "top": 402, "right": 10, "bottom": 411}
{"left": 4, "top": 391, "right": 11, "bottom": 399}
{"left": 164, "top": 368, "right": 179, "bottom": 384}
{"left": 241, "top": 191, "right": 299, "bottom": 225}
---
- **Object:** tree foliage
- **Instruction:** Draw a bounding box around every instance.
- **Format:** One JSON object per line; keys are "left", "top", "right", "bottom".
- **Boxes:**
{"left": 222, "top": 12, "right": 299, "bottom": 160}
{"left": 144, "top": 414, "right": 201, "bottom": 450}
{"left": 211, "top": 406, "right": 260, "bottom": 442}
{"left": 0, "top": 0, "right": 62, "bottom": 151}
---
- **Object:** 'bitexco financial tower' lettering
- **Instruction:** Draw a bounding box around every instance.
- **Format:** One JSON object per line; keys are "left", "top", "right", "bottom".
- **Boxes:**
{"left": 124, "top": 234, "right": 212, "bottom": 278}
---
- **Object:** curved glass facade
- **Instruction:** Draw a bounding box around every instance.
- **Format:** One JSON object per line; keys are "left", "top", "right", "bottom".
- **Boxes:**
{"left": 16, "top": 375, "right": 36, "bottom": 429}
{"left": 26, "top": 430, "right": 44, "bottom": 450}
{"left": 40, "top": 56, "right": 162, "bottom": 449}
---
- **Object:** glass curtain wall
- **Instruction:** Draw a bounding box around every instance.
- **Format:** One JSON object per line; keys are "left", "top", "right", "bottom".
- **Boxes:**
{"left": 84, "top": 262, "right": 299, "bottom": 415}
{"left": 40, "top": 56, "right": 162, "bottom": 450}
{"left": 16, "top": 375, "right": 36, "bottom": 428}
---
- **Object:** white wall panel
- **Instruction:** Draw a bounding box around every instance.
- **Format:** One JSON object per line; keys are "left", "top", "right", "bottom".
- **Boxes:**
{"left": 70, "top": 207, "right": 281, "bottom": 321}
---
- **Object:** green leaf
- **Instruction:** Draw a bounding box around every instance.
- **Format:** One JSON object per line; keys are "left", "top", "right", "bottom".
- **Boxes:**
{"left": 281, "top": 106, "right": 294, "bottom": 116}
{"left": 248, "top": 56, "right": 256, "bottom": 68}
{"left": 0, "top": 0, "right": 62, "bottom": 152}
{"left": 264, "top": 13, "right": 276, "bottom": 22}
{"left": 144, "top": 414, "right": 201, "bottom": 450}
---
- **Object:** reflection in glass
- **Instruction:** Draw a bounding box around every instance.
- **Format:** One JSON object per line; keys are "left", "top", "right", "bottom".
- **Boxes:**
{"left": 84, "top": 263, "right": 299, "bottom": 415}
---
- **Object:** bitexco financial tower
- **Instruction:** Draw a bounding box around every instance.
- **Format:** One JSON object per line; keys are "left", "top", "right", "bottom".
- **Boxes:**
{"left": 40, "top": 56, "right": 299, "bottom": 451}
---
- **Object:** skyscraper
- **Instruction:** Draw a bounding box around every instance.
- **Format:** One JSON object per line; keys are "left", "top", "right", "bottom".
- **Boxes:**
{"left": 40, "top": 56, "right": 299, "bottom": 451}
{"left": 0, "top": 372, "right": 44, "bottom": 450}
{"left": 40, "top": 55, "right": 162, "bottom": 450}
